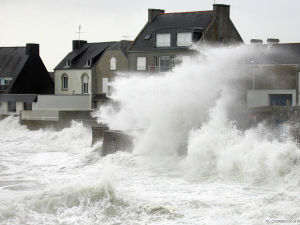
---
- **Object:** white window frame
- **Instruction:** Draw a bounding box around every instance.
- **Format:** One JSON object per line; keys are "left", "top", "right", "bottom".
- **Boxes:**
{"left": 156, "top": 33, "right": 171, "bottom": 47}
{"left": 177, "top": 32, "right": 193, "bottom": 47}
{"left": 110, "top": 57, "right": 116, "bottom": 70}
{"left": 65, "top": 60, "right": 71, "bottom": 68}
{"left": 62, "top": 74, "right": 68, "bottom": 90}
{"left": 85, "top": 59, "right": 92, "bottom": 67}
{"left": 137, "top": 57, "right": 146, "bottom": 71}
{"left": 82, "top": 74, "right": 89, "bottom": 94}
{"left": 102, "top": 77, "right": 108, "bottom": 94}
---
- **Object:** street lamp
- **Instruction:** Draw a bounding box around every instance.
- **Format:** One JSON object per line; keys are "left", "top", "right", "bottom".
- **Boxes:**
{"left": 250, "top": 60, "right": 255, "bottom": 91}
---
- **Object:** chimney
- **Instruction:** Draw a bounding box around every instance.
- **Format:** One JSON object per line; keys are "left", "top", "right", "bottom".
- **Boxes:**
{"left": 213, "top": 4, "right": 230, "bottom": 19}
{"left": 26, "top": 43, "right": 39, "bottom": 56}
{"left": 267, "top": 38, "right": 279, "bottom": 50}
{"left": 72, "top": 40, "right": 87, "bottom": 51}
{"left": 250, "top": 39, "right": 263, "bottom": 44}
{"left": 148, "top": 8, "right": 165, "bottom": 23}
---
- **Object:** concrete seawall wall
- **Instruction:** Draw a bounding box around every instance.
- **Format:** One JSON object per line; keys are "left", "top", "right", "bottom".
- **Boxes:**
{"left": 91, "top": 126, "right": 109, "bottom": 145}
{"left": 101, "top": 130, "right": 133, "bottom": 156}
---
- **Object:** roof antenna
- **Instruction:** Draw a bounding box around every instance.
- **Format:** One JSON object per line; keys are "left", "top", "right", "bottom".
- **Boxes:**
{"left": 75, "top": 25, "right": 86, "bottom": 41}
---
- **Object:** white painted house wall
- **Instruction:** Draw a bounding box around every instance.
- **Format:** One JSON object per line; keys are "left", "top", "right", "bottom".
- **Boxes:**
{"left": 0, "top": 102, "right": 23, "bottom": 115}
{"left": 54, "top": 69, "right": 92, "bottom": 95}
{"left": 35, "top": 95, "right": 92, "bottom": 110}
{"left": 247, "top": 89, "right": 297, "bottom": 109}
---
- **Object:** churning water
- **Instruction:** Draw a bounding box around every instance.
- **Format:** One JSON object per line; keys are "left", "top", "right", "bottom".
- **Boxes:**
{"left": 1, "top": 46, "right": 300, "bottom": 225}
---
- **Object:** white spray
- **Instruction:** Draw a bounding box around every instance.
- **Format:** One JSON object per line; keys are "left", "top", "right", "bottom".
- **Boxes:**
{"left": 96, "top": 45, "right": 300, "bottom": 184}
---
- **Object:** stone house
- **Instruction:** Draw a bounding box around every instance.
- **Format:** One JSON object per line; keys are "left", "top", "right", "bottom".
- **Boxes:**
{"left": 19, "top": 40, "right": 131, "bottom": 125}
{"left": 0, "top": 43, "right": 53, "bottom": 116}
{"left": 54, "top": 40, "right": 131, "bottom": 107}
{"left": 128, "top": 4, "right": 243, "bottom": 72}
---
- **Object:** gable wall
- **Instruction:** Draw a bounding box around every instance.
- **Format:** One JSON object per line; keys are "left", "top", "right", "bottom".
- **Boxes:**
{"left": 9, "top": 55, "right": 54, "bottom": 94}
{"left": 54, "top": 69, "right": 92, "bottom": 95}
{"left": 204, "top": 18, "right": 243, "bottom": 44}
{"left": 95, "top": 50, "right": 128, "bottom": 94}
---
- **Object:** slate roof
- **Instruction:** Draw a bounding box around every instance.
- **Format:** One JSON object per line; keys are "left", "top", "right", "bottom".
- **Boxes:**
{"left": 55, "top": 42, "right": 116, "bottom": 70}
{"left": 129, "top": 11, "right": 214, "bottom": 52}
{"left": 0, "top": 47, "right": 28, "bottom": 79}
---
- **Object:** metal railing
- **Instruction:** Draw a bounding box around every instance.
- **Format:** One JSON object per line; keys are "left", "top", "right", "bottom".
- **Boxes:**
{"left": 148, "top": 66, "right": 173, "bottom": 73}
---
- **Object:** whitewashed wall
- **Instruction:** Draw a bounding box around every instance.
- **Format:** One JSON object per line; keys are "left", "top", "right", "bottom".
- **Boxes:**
{"left": 54, "top": 69, "right": 92, "bottom": 95}
{"left": 35, "top": 95, "right": 92, "bottom": 110}
{"left": 247, "top": 89, "right": 296, "bottom": 109}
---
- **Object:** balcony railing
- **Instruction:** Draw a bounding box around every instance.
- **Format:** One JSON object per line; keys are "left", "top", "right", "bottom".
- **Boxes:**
{"left": 148, "top": 66, "right": 173, "bottom": 73}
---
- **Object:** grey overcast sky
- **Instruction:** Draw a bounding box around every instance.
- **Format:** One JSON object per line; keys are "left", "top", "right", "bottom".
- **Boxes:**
{"left": 1, "top": 0, "right": 300, "bottom": 71}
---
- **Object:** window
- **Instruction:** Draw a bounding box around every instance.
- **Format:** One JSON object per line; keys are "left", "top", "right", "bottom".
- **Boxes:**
{"left": 177, "top": 32, "right": 192, "bottom": 46}
{"left": 144, "top": 34, "right": 151, "bottom": 40}
{"left": 156, "top": 33, "right": 171, "bottom": 47}
{"left": 137, "top": 57, "right": 146, "bottom": 70}
{"left": 85, "top": 59, "right": 92, "bottom": 67}
{"left": 102, "top": 78, "right": 108, "bottom": 94}
{"left": 8, "top": 102, "right": 16, "bottom": 112}
{"left": 270, "top": 94, "right": 292, "bottom": 106}
{"left": 110, "top": 57, "right": 116, "bottom": 70}
{"left": 159, "top": 56, "right": 171, "bottom": 72}
{"left": 82, "top": 74, "right": 89, "bottom": 94}
{"left": 0, "top": 78, "right": 12, "bottom": 86}
{"left": 65, "top": 60, "right": 71, "bottom": 68}
{"left": 23, "top": 102, "right": 32, "bottom": 110}
{"left": 0, "top": 78, "right": 5, "bottom": 86}
{"left": 62, "top": 74, "right": 68, "bottom": 90}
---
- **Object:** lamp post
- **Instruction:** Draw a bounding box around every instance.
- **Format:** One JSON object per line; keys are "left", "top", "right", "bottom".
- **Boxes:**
{"left": 250, "top": 60, "right": 255, "bottom": 91}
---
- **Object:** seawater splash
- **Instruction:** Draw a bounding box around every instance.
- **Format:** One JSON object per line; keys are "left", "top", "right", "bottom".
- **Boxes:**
{"left": 96, "top": 45, "right": 300, "bottom": 185}
{"left": 1, "top": 46, "right": 300, "bottom": 224}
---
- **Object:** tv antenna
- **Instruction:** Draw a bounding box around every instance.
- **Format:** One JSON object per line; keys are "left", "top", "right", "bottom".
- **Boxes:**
{"left": 122, "top": 35, "right": 134, "bottom": 40}
{"left": 75, "top": 25, "right": 86, "bottom": 41}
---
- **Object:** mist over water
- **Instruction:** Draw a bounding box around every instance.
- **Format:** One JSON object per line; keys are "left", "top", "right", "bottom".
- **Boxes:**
{"left": 1, "top": 46, "right": 300, "bottom": 224}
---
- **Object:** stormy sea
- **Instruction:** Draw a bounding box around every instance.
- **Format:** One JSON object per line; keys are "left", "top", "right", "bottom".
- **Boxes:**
{"left": 0, "top": 46, "right": 299, "bottom": 225}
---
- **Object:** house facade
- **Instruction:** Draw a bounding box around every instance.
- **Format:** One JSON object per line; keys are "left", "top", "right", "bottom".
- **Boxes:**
{"left": 128, "top": 4, "right": 243, "bottom": 72}
{"left": 53, "top": 40, "right": 131, "bottom": 107}
{"left": 0, "top": 43, "right": 53, "bottom": 116}
{"left": 246, "top": 40, "right": 300, "bottom": 125}
{"left": 18, "top": 40, "right": 131, "bottom": 125}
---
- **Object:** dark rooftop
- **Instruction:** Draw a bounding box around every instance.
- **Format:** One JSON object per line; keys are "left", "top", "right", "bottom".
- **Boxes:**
{"left": 55, "top": 42, "right": 116, "bottom": 70}
{"left": 0, "top": 47, "right": 28, "bottom": 79}
{"left": 129, "top": 10, "right": 214, "bottom": 52}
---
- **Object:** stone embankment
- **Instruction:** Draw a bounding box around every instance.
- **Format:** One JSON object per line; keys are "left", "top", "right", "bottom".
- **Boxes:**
{"left": 92, "top": 126, "right": 133, "bottom": 156}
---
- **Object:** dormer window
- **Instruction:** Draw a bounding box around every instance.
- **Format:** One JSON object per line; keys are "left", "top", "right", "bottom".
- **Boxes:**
{"left": 85, "top": 59, "right": 92, "bottom": 67}
{"left": 110, "top": 57, "right": 116, "bottom": 70}
{"left": 65, "top": 60, "right": 71, "bottom": 68}
{"left": 0, "top": 78, "right": 12, "bottom": 86}
{"left": 177, "top": 32, "right": 192, "bottom": 47}
{"left": 156, "top": 33, "right": 171, "bottom": 47}
{"left": 144, "top": 34, "right": 151, "bottom": 40}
